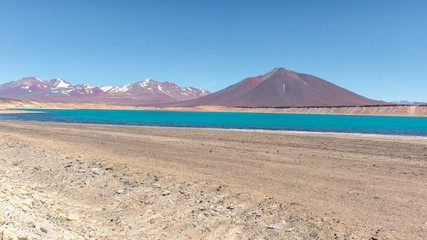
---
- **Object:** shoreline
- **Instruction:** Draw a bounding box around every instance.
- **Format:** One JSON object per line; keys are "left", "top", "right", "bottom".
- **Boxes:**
{"left": 1, "top": 98, "right": 427, "bottom": 117}
{"left": 0, "top": 109, "right": 45, "bottom": 114}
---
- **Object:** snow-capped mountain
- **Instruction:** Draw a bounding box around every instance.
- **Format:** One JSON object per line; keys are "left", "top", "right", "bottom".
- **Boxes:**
{"left": 0, "top": 77, "right": 210, "bottom": 106}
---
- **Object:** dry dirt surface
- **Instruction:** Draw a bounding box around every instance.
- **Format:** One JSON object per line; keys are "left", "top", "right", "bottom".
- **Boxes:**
{"left": 0, "top": 121, "right": 426, "bottom": 239}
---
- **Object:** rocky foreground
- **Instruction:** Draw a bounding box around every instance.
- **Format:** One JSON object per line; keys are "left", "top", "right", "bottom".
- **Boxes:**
{"left": 1, "top": 136, "right": 378, "bottom": 240}
{"left": 0, "top": 120, "right": 426, "bottom": 239}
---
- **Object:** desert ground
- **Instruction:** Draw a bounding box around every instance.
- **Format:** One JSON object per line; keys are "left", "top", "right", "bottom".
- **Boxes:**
{"left": 0, "top": 120, "right": 426, "bottom": 239}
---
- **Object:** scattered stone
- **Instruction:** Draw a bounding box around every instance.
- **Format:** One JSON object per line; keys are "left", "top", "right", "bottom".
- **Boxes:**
{"left": 227, "top": 204, "right": 236, "bottom": 210}
{"left": 28, "top": 221, "right": 36, "bottom": 228}
{"left": 66, "top": 214, "right": 79, "bottom": 221}
{"left": 196, "top": 190, "right": 205, "bottom": 196}
{"left": 268, "top": 224, "right": 281, "bottom": 230}
{"left": 40, "top": 227, "right": 48, "bottom": 233}
{"left": 16, "top": 231, "right": 28, "bottom": 240}
{"left": 162, "top": 190, "right": 171, "bottom": 196}
{"left": 22, "top": 198, "right": 33, "bottom": 208}
{"left": 150, "top": 219, "right": 156, "bottom": 224}
{"left": 90, "top": 168, "right": 102, "bottom": 175}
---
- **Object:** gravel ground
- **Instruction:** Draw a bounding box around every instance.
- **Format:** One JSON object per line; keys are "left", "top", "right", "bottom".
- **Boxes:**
{"left": 0, "top": 121, "right": 426, "bottom": 239}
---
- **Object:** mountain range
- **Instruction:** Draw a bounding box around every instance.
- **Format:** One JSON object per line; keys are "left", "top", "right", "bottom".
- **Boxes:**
{"left": 0, "top": 77, "right": 210, "bottom": 106}
{"left": 0, "top": 68, "right": 390, "bottom": 107}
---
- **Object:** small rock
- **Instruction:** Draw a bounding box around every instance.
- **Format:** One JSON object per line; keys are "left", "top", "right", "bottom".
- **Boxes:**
{"left": 22, "top": 198, "right": 33, "bottom": 208}
{"left": 210, "top": 205, "right": 223, "bottom": 212}
{"left": 162, "top": 190, "right": 171, "bottom": 196}
{"left": 268, "top": 224, "right": 281, "bottom": 230}
{"left": 91, "top": 168, "right": 102, "bottom": 175}
{"left": 196, "top": 190, "right": 205, "bottom": 196}
{"left": 22, "top": 205, "right": 31, "bottom": 212}
{"left": 40, "top": 227, "right": 48, "bottom": 233}
{"left": 20, "top": 190, "right": 30, "bottom": 196}
{"left": 117, "top": 189, "right": 124, "bottom": 194}
{"left": 227, "top": 204, "right": 236, "bottom": 210}
{"left": 150, "top": 219, "right": 156, "bottom": 224}
{"left": 29, "top": 221, "right": 36, "bottom": 228}
{"left": 66, "top": 214, "right": 79, "bottom": 221}
{"left": 16, "top": 231, "right": 28, "bottom": 240}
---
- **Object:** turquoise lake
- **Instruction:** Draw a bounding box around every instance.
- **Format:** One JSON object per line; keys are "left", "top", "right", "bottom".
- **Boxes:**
{"left": 1, "top": 109, "right": 427, "bottom": 136}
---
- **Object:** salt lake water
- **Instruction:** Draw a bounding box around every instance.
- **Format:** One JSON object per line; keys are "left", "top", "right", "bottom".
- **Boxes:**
{"left": 1, "top": 109, "right": 427, "bottom": 136}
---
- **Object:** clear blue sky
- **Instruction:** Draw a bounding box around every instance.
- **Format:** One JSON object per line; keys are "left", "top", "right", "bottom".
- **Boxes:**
{"left": 1, "top": 0, "right": 426, "bottom": 101}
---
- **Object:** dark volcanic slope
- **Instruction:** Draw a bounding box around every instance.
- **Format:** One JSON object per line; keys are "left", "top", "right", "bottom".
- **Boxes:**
{"left": 169, "top": 68, "right": 385, "bottom": 107}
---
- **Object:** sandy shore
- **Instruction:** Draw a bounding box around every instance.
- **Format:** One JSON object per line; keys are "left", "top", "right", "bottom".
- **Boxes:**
{"left": 0, "top": 110, "right": 45, "bottom": 114}
{"left": 1, "top": 98, "right": 427, "bottom": 116}
{"left": 0, "top": 121, "right": 426, "bottom": 239}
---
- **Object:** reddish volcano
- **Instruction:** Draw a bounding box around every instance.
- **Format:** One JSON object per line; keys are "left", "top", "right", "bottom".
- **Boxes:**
{"left": 170, "top": 68, "right": 385, "bottom": 107}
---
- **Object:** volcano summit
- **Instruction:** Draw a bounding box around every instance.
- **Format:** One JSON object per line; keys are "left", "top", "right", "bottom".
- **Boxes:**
{"left": 170, "top": 68, "right": 385, "bottom": 107}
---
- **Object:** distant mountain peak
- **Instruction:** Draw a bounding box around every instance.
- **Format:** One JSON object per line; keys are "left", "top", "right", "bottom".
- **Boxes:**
{"left": 0, "top": 77, "right": 211, "bottom": 106}
{"left": 260, "top": 67, "right": 292, "bottom": 81}
{"left": 14, "top": 76, "right": 43, "bottom": 83}
{"left": 391, "top": 100, "right": 427, "bottom": 105}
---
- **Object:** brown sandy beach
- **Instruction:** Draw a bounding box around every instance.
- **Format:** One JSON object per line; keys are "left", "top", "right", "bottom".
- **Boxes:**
{"left": 0, "top": 120, "right": 426, "bottom": 239}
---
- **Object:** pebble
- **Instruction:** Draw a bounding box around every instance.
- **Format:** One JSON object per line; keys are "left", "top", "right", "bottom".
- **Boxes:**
{"left": 150, "top": 219, "right": 156, "bottom": 224}
{"left": 66, "top": 214, "right": 79, "bottom": 221}
{"left": 40, "top": 227, "right": 48, "bottom": 233}
{"left": 28, "top": 221, "right": 36, "bottom": 228}
{"left": 162, "top": 190, "right": 171, "bottom": 196}
{"left": 267, "top": 224, "right": 281, "bottom": 230}
{"left": 90, "top": 168, "right": 102, "bottom": 175}
{"left": 22, "top": 198, "right": 33, "bottom": 208}
{"left": 227, "top": 204, "right": 236, "bottom": 210}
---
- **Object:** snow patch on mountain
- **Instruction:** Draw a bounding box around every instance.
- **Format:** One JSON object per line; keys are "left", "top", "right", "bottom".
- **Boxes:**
{"left": 0, "top": 76, "right": 211, "bottom": 106}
